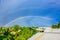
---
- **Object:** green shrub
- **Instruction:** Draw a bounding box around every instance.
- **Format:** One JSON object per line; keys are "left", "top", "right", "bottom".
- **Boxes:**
{"left": 0, "top": 25, "right": 38, "bottom": 40}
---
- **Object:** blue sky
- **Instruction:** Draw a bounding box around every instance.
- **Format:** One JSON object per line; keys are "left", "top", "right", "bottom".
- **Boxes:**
{"left": 4, "top": 16, "right": 54, "bottom": 27}
{"left": 0, "top": 0, "right": 60, "bottom": 26}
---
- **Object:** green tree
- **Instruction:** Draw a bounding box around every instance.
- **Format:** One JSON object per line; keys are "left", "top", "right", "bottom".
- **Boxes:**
{"left": 58, "top": 22, "right": 60, "bottom": 28}
{"left": 51, "top": 25, "right": 57, "bottom": 28}
{"left": 13, "top": 24, "right": 20, "bottom": 31}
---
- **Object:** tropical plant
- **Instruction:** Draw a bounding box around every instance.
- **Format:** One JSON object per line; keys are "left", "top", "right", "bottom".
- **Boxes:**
{"left": 0, "top": 25, "right": 38, "bottom": 40}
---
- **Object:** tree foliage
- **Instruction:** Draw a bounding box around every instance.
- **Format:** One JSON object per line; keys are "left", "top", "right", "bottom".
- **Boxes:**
{"left": 0, "top": 25, "right": 38, "bottom": 40}
{"left": 51, "top": 22, "right": 60, "bottom": 29}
